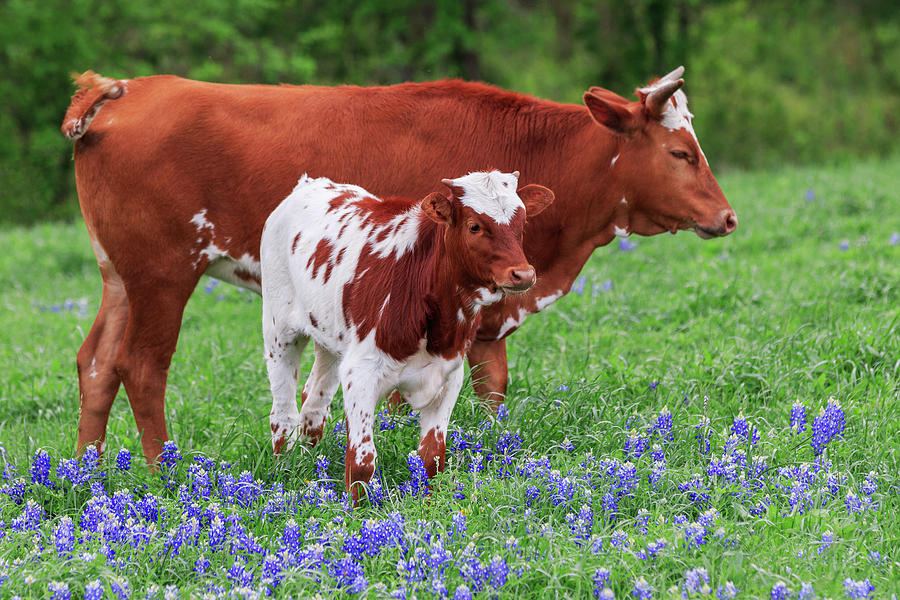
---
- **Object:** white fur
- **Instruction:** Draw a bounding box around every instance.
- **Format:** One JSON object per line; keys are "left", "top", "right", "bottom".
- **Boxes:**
{"left": 613, "top": 225, "right": 629, "bottom": 237}
{"left": 493, "top": 290, "right": 564, "bottom": 340}
{"left": 638, "top": 85, "right": 708, "bottom": 164}
{"left": 446, "top": 171, "right": 524, "bottom": 225}
{"left": 610, "top": 154, "right": 619, "bottom": 166}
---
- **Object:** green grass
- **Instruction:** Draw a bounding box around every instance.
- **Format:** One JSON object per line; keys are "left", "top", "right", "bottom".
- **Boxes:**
{"left": 0, "top": 156, "right": 898, "bottom": 598}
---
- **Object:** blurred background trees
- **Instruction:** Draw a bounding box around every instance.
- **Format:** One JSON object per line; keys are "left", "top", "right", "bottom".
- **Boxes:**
{"left": 1, "top": 0, "right": 898, "bottom": 224}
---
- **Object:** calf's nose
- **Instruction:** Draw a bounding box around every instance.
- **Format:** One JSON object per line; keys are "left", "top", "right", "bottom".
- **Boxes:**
{"left": 506, "top": 267, "right": 536, "bottom": 291}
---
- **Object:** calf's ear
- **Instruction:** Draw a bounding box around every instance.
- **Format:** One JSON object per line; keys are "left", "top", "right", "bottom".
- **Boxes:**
{"left": 421, "top": 192, "right": 454, "bottom": 225}
{"left": 517, "top": 184, "right": 554, "bottom": 217}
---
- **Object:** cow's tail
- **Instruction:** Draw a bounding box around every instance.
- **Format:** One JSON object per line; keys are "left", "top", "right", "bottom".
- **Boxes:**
{"left": 61, "top": 71, "right": 127, "bottom": 140}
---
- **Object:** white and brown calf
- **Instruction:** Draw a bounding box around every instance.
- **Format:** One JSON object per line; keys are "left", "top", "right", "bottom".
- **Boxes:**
{"left": 261, "top": 171, "right": 553, "bottom": 501}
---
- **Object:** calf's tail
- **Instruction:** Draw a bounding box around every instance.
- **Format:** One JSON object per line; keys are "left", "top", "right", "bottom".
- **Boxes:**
{"left": 61, "top": 71, "right": 127, "bottom": 140}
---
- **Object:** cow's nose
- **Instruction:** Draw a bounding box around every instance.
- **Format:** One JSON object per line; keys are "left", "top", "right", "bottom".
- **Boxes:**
{"left": 506, "top": 267, "right": 536, "bottom": 291}
{"left": 722, "top": 209, "right": 738, "bottom": 234}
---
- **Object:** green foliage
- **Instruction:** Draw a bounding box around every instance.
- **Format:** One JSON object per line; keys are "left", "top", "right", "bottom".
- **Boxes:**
{"left": 1, "top": 0, "right": 899, "bottom": 224}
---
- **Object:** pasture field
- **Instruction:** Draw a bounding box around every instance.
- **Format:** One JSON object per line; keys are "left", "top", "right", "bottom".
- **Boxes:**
{"left": 0, "top": 156, "right": 898, "bottom": 598}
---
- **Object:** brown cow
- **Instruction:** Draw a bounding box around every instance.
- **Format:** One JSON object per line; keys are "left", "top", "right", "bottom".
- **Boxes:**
{"left": 62, "top": 67, "right": 736, "bottom": 463}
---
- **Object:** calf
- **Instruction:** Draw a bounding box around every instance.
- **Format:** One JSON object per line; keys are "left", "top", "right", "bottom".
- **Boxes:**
{"left": 261, "top": 171, "right": 553, "bottom": 500}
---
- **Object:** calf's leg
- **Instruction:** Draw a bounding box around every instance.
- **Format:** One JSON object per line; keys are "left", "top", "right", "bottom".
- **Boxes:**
{"left": 296, "top": 343, "right": 340, "bottom": 446}
{"left": 264, "top": 320, "right": 311, "bottom": 455}
{"left": 467, "top": 338, "right": 508, "bottom": 409}
{"left": 417, "top": 365, "right": 465, "bottom": 481}
{"left": 340, "top": 366, "right": 382, "bottom": 504}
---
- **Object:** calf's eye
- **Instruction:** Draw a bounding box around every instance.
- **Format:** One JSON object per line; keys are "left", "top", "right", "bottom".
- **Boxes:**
{"left": 469, "top": 223, "right": 481, "bottom": 233}
{"left": 670, "top": 150, "right": 690, "bottom": 160}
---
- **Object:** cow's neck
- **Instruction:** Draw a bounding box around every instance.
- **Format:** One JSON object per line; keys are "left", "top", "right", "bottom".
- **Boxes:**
{"left": 473, "top": 106, "right": 630, "bottom": 339}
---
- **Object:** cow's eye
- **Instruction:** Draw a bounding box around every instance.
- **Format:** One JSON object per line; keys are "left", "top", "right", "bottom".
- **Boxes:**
{"left": 670, "top": 150, "right": 690, "bottom": 161}
{"left": 469, "top": 223, "right": 481, "bottom": 233}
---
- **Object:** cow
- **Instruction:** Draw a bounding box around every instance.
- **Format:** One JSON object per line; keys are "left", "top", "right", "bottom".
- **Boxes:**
{"left": 261, "top": 171, "right": 554, "bottom": 500}
{"left": 62, "top": 66, "right": 736, "bottom": 463}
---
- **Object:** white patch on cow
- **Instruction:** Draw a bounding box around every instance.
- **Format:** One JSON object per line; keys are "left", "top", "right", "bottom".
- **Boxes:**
{"left": 497, "top": 308, "right": 528, "bottom": 338}
{"left": 611, "top": 154, "right": 620, "bottom": 166}
{"left": 535, "top": 290, "right": 564, "bottom": 311}
{"left": 614, "top": 225, "right": 629, "bottom": 237}
{"left": 190, "top": 209, "right": 214, "bottom": 233}
{"left": 472, "top": 286, "right": 503, "bottom": 307}
{"left": 89, "top": 357, "right": 98, "bottom": 379}
{"left": 638, "top": 87, "right": 708, "bottom": 164}
{"left": 457, "top": 309, "right": 465, "bottom": 323}
{"left": 89, "top": 236, "right": 110, "bottom": 266}
{"left": 446, "top": 171, "right": 524, "bottom": 225}
{"left": 203, "top": 251, "right": 262, "bottom": 293}
{"left": 621, "top": 197, "right": 628, "bottom": 205}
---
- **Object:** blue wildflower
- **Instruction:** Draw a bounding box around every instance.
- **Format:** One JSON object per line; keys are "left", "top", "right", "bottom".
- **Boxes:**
{"left": 717, "top": 582, "right": 738, "bottom": 599}
{"left": 682, "top": 567, "right": 710, "bottom": 597}
{"left": 805, "top": 189, "right": 815, "bottom": 201}
{"left": 572, "top": 274, "right": 588, "bottom": 295}
{"left": 842, "top": 578, "right": 874, "bottom": 599}
{"left": 49, "top": 582, "right": 71, "bottom": 600}
{"left": 115, "top": 448, "right": 132, "bottom": 472}
{"left": 811, "top": 398, "right": 845, "bottom": 455}
{"left": 556, "top": 384, "right": 570, "bottom": 392}
{"left": 695, "top": 417, "right": 711, "bottom": 455}
{"left": 770, "top": 582, "right": 789, "bottom": 600}
{"left": 890, "top": 232, "right": 899, "bottom": 246}
{"left": 84, "top": 580, "right": 103, "bottom": 600}
{"left": 790, "top": 403, "right": 807, "bottom": 434}
{"left": 496, "top": 404, "right": 509, "bottom": 421}
{"left": 798, "top": 582, "right": 815, "bottom": 600}
{"left": 817, "top": 530, "right": 834, "bottom": 555}
{"left": 593, "top": 568, "right": 611, "bottom": 597}
{"left": 52, "top": 516, "right": 76, "bottom": 559}
{"left": 30, "top": 449, "right": 54, "bottom": 488}
{"left": 452, "top": 585, "right": 473, "bottom": 600}
{"left": 631, "top": 577, "right": 652, "bottom": 599}
{"left": 839, "top": 240, "right": 849, "bottom": 251}
{"left": 619, "top": 238, "right": 637, "bottom": 252}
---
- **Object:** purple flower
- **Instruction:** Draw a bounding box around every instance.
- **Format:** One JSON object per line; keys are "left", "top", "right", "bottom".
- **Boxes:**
{"left": 30, "top": 449, "right": 54, "bottom": 488}
{"left": 790, "top": 403, "right": 807, "bottom": 434}
{"left": 631, "top": 577, "right": 652, "bottom": 599}
{"left": 890, "top": 232, "right": 899, "bottom": 246}
{"left": 593, "top": 568, "right": 611, "bottom": 597}
{"left": 496, "top": 404, "right": 509, "bottom": 421}
{"left": 52, "top": 516, "right": 76, "bottom": 559}
{"left": 817, "top": 530, "right": 834, "bottom": 555}
{"left": 717, "top": 582, "right": 739, "bottom": 599}
{"left": 115, "top": 448, "right": 132, "bottom": 472}
{"left": 682, "top": 568, "right": 710, "bottom": 597}
{"left": 839, "top": 240, "right": 849, "bottom": 251}
{"left": 452, "top": 585, "right": 473, "bottom": 600}
{"left": 572, "top": 275, "right": 588, "bottom": 295}
{"left": 49, "top": 581, "right": 71, "bottom": 600}
{"left": 811, "top": 398, "right": 845, "bottom": 455}
{"left": 805, "top": 189, "right": 815, "bottom": 201}
{"left": 84, "top": 580, "right": 103, "bottom": 600}
{"left": 798, "top": 582, "right": 815, "bottom": 600}
{"left": 770, "top": 582, "right": 789, "bottom": 600}
{"left": 843, "top": 578, "right": 874, "bottom": 599}
{"left": 619, "top": 238, "right": 637, "bottom": 252}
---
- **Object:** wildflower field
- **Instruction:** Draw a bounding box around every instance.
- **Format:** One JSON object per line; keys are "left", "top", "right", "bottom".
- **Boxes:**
{"left": 0, "top": 157, "right": 898, "bottom": 599}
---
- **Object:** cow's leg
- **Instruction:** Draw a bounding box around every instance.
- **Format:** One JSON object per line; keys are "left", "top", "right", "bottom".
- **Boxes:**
{"left": 76, "top": 267, "right": 129, "bottom": 454}
{"left": 467, "top": 338, "right": 508, "bottom": 409}
{"left": 417, "top": 365, "right": 465, "bottom": 480}
{"left": 340, "top": 366, "right": 383, "bottom": 504}
{"left": 296, "top": 343, "right": 340, "bottom": 446}
{"left": 264, "top": 322, "right": 311, "bottom": 455}
{"left": 115, "top": 277, "right": 197, "bottom": 463}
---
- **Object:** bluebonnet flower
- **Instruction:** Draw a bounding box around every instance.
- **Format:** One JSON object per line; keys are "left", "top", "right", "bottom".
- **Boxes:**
{"left": 49, "top": 582, "right": 71, "bottom": 600}
{"left": 654, "top": 407, "right": 673, "bottom": 441}
{"left": 790, "top": 403, "right": 807, "bottom": 434}
{"left": 839, "top": 240, "right": 849, "bottom": 251}
{"left": 593, "top": 568, "right": 611, "bottom": 597}
{"left": 770, "top": 582, "right": 789, "bottom": 600}
{"left": 159, "top": 440, "right": 182, "bottom": 466}
{"left": 631, "top": 577, "right": 652, "bottom": 599}
{"left": 116, "top": 448, "right": 132, "bottom": 472}
{"left": 716, "top": 582, "right": 738, "bottom": 599}
{"left": 798, "top": 582, "right": 815, "bottom": 600}
{"left": 110, "top": 578, "right": 130, "bottom": 600}
{"left": 496, "top": 404, "right": 509, "bottom": 421}
{"left": 572, "top": 274, "right": 588, "bottom": 295}
{"left": 648, "top": 460, "right": 666, "bottom": 489}
{"left": 399, "top": 452, "right": 429, "bottom": 497}
{"left": 810, "top": 398, "right": 845, "bottom": 455}
{"left": 194, "top": 555, "right": 210, "bottom": 575}
{"left": 890, "top": 232, "right": 899, "bottom": 246}
{"left": 619, "top": 238, "right": 637, "bottom": 252}
{"left": 695, "top": 417, "right": 711, "bottom": 455}
{"left": 30, "top": 449, "right": 54, "bottom": 487}
{"left": 52, "top": 516, "right": 76, "bottom": 559}
{"left": 610, "top": 530, "right": 630, "bottom": 549}
{"left": 561, "top": 438, "right": 575, "bottom": 452}
{"left": 678, "top": 474, "right": 710, "bottom": 507}
{"left": 805, "top": 189, "right": 815, "bottom": 201}
{"left": 683, "top": 522, "right": 707, "bottom": 550}
{"left": 636, "top": 538, "right": 667, "bottom": 560}
{"left": 487, "top": 555, "right": 509, "bottom": 589}
{"left": 624, "top": 431, "right": 649, "bottom": 459}
{"left": 593, "top": 279, "right": 614, "bottom": 295}
{"left": 682, "top": 567, "right": 710, "bottom": 597}
{"left": 84, "top": 580, "right": 103, "bottom": 600}
{"left": 634, "top": 509, "right": 650, "bottom": 534}
{"left": 452, "top": 512, "right": 467, "bottom": 540}
{"left": 556, "top": 384, "right": 570, "bottom": 392}
{"left": 817, "top": 530, "right": 834, "bottom": 555}
{"left": 730, "top": 412, "right": 759, "bottom": 445}
{"left": 453, "top": 585, "right": 473, "bottom": 600}
{"left": 842, "top": 578, "right": 874, "bottom": 599}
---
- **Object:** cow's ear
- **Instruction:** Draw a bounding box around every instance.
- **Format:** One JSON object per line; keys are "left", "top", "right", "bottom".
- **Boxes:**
{"left": 584, "top": 89, "right": 639, "bottom": 134}
{"left": 518, "top": 184, "right": 554, "bottom": 217}
{"left": 421, "top": 192, "right": 453, "bottom": 225}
